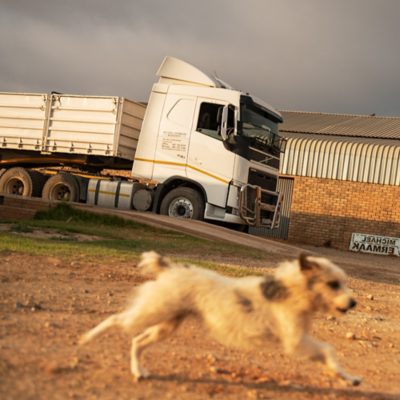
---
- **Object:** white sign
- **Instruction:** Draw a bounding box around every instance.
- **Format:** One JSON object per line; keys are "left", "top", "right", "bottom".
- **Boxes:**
{"left": 350, "top": 233, "right": 400, "bottom": 256}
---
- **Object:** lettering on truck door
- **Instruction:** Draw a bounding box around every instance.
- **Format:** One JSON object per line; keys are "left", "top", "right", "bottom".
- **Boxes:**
{"left": 152, "top": 96, "right": 195, "bottom": 180}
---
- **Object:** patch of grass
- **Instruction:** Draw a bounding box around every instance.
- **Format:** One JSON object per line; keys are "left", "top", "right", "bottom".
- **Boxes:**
{"left": 10, "top": 223, "right": 34, "bottom": 233}
{"left": 0, "top": 233, "right": 137, "bottom": 261}
{"left": 31, "top": 203, "right": 185, "bottom": 240}
{"left": 0, "top": 203, "right": 270, "bottom": 276}
{"left": 0, "top": 249, "right": 13, "bottom": 257}
{"left": 0, "top": 232, "right": 262, "bottom": 277}
{"left": 185, "top": 259, "right": 262, "bottom": 277}
{"left": 50, "top": 235, "right": 75, "bottom": 242}
{"left": 34, "top": 202, "right": 140, "bottom": 227}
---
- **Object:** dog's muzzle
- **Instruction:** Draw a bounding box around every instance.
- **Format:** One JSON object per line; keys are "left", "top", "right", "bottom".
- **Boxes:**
{"left": 336, "top": 298, "right": 357, "bottom": 313}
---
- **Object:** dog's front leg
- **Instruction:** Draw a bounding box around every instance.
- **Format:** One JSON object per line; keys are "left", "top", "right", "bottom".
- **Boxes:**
{"left": 130, "top": 329, "right": 152, "bottom": 381}
{"left": 297, "top": 334, "right": 362, "bottom": 386}
{"left": 130, "top": 319, "right": 181, "bottom": 381}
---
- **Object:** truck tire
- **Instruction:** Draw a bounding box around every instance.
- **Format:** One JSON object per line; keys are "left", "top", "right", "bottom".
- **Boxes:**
{"left": 160, "top": 187, "right": 204, "bottom": 220}
{"left": 0, "top": 167, "right": 46, "bottom": 197}
{"left": 42, "top": 173, "right": 79, "bottom": 202}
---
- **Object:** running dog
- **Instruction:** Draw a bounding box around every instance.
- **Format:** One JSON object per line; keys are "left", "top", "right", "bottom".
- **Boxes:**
{"left": 80, "top": 251, "right": 361, "bottom": 385}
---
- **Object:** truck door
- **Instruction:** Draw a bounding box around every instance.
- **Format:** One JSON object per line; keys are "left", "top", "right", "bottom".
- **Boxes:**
{"left": 186, "top": 99, "right": 236, "bottom": 207}
{"left": 152, "top": 95, "right": 195, "bottom": 181}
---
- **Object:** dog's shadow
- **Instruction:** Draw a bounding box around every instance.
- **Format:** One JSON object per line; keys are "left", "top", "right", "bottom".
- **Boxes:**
{"left": 149, "top": 373, "right": 398, "bottom": 400}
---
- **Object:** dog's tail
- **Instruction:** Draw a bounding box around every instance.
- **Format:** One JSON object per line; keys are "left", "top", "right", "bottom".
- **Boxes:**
{"left": 138, "top": 251, "right": 171, "bottom": 277}
{"left": 79, "top": 314, "right": 121, "bottom": 346}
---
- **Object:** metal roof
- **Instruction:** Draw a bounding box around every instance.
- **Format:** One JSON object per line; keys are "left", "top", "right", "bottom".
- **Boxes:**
{"left": 281, "top": 137, "right": 400, "bottom": 186}
{"left": 280, "top": 111, "right": 400, "bottom": 140}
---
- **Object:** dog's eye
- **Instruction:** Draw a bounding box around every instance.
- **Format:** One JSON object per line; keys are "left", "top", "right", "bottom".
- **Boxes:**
{"left": 327, "top": 280, "right": 341, "bottom": 290}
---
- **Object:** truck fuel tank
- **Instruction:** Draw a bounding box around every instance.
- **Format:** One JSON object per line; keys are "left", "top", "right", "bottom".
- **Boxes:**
{"left": 87, "top": 179, "right": 153, "bottom": 211}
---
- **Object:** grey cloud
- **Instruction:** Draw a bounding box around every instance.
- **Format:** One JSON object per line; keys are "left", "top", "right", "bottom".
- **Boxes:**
{"left": 1, "top": 0, "right": 400, "bottom": 116}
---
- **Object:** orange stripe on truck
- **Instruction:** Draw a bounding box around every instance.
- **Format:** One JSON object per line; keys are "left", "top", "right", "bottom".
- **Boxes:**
{"left": 134, "top": 157, "right": 230, "bottom": 184}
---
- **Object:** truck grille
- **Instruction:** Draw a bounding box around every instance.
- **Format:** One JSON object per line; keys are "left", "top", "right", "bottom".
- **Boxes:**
{"left": 248, "top": 169, "right": 277, "bottom": 192}
{"left": 248, "top": 148, "right": 280, "bottom": 169}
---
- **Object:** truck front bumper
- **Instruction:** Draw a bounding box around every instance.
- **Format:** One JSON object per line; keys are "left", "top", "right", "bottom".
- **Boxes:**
{"left": 239, "top": 184, "right": 283, "bottom": 228}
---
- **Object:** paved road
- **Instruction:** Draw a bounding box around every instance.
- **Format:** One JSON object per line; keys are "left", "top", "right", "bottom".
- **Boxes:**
{"left": 74, "top": 204, "right": 302, "bottom": 257}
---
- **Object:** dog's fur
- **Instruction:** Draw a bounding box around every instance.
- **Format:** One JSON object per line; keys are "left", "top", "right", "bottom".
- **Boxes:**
{"left": 80, "top": 251, "right": 361, "bottom": 385}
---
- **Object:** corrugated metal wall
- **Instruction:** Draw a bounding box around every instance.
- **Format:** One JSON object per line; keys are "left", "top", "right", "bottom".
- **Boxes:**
{"left": 250, "top": 177, "right": 294, "bottom": 239}
{"left": 281, "top": 137, "right": 400, "bottom": 185}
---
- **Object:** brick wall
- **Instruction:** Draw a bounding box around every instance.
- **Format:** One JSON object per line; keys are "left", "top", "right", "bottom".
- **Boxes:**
{"left": 287, "top": 177, "right": 400, "bottom": 249}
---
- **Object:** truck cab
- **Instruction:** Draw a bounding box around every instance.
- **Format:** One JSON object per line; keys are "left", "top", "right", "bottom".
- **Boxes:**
{"left": 133, "top": 57, "right": 285, "bottom": 228}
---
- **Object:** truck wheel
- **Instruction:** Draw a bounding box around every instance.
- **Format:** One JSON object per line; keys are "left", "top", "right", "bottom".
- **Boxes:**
{"left": 0, "top": 167, "right": 46, "bottom": 197}
{"left": 42, "top": 174, "right": 79, "bottom": 202}
{"left": 160, "top": 187, "right": 204, "bottom": 220}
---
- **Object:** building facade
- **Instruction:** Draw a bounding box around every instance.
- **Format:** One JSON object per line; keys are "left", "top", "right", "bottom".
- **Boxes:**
{"left": 260, "top": 111, "right": 400, "bottom": 251}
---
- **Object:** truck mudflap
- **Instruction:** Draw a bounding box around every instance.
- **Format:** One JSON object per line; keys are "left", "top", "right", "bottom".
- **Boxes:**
{"left": 239, "top": 184, "right": 283, "bottom": 228}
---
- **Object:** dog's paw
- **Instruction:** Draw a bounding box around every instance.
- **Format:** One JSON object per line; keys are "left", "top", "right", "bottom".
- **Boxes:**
{"left": 140, "top": 367, "right": 150, "bottom": 379}
{"left": 132, "top": 368, "right": 150, "bottom": 382}
{"left": 338, "top": 372, "right": 362, "bottom": 386}
{"left": 348, "top": 375, "right": 362, "bottom": 386}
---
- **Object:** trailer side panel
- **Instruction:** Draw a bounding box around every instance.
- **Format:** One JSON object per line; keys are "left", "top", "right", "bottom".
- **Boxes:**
{"left": 0, "top": 92, "right": 147, "bottom": 162}
{"left": 0, "top": 92, "right": 47, "bottom": 151}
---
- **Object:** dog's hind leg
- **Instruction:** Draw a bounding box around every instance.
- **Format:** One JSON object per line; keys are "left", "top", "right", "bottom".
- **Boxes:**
{"left": 79, "top": 314, "right": 122, "bottom": 345}
{"left": 130, "top": 318, "right": 182, "bottom": 381}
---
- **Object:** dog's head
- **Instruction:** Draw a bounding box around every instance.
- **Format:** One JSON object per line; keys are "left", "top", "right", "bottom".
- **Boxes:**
{"left": 297, "top": 253, "right": 357, "bottom": 315}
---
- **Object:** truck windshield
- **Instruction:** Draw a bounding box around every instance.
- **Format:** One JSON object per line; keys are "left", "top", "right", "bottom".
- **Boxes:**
{"left": 239, "top": 96, "right": 283, "bottom": 156}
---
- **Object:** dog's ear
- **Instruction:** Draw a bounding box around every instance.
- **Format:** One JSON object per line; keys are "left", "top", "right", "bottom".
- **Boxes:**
{"left": 299, "top": 253, "right": 320, "bottom": 272}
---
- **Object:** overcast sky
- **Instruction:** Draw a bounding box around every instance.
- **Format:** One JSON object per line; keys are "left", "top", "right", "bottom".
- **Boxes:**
{"left": 1, "top": 0, "right": 399, "bottom": 116}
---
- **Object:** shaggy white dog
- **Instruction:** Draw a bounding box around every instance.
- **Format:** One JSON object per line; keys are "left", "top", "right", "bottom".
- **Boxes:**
{"left": 80, "top": 251, "right": 361, "bottom": 386}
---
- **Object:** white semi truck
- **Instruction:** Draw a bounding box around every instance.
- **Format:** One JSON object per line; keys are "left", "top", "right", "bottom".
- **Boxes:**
{"left": 0, "top": 57, "right": 285, "bottom": 228}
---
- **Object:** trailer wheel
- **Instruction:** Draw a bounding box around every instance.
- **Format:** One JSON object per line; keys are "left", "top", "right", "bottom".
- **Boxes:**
{"left": 160, "top": 187, "right": 204, "bottom": 220}
{"left": 42, "top": 174, "right": 79, "bottom": 202}
{"left": 0, "top": 167, "right": 46, "bottom": 197}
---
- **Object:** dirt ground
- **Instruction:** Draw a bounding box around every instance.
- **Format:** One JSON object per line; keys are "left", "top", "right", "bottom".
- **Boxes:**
{"left": 0, "top": 236, "right": 399, "bottom": 399}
